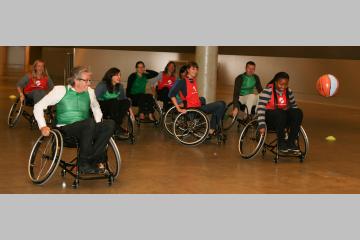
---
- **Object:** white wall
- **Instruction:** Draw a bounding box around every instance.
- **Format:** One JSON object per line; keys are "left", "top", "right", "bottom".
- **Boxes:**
{"left": 74, "top": 48, "right": 193, "bottom": 91}
{"left": 7, "top": 46, "right": 25, "bottom": 66}
{"left": 218, "top": 55, "right": 360, "bottom": 109}
{"left": 74, "top": 48, "right": 360, "bottom": 109}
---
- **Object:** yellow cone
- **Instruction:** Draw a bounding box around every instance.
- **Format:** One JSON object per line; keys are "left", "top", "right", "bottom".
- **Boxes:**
{"left": 325, "top": 136, "right": 336, "bottom": 141}
{"left": 9, "top": 95, "right": 17, "bottom": 100}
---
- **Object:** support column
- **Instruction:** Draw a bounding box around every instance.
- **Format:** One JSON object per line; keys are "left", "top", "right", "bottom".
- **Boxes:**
{"left": 195, "top": 46, "right": 218, "bottom": 102}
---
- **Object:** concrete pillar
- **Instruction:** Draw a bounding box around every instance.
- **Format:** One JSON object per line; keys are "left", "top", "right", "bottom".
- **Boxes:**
{"left": 195, "top": 46, "right": 218, "bottom": 102}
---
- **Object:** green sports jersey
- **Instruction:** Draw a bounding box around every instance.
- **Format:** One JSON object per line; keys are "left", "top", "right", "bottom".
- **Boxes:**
{"left": 130, "top": 74, "right": 147, "bottom": 95}
{"left": 56, "top": 86, "right": 90, "bottom": 125}
{"left": 98, "top": 90, "right": 119, "bottom": 101}
{"left": 240, "top": 75, "right": 256, "bottom": 96}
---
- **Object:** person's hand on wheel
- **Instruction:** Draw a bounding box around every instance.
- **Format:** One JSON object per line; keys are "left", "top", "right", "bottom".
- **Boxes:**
{"left": 259, "top": 127, "right": 265, "bottom": 135}
{"left": 232, "top": 108, "right": 238, "bottom": 117}
{"left": 40, "top": 126, "right": 50, "bottom": 136}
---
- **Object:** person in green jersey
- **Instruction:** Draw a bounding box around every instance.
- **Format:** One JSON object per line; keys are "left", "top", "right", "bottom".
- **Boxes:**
{"left": 232, "top": 61, "right": 263, "bottom": 119}
{"left": 126, "top": 61, "right": 158, "bottom": 121}
{"left": 33, "top": 66, "right": 115, "bottom": 174}
{"left": 96, "top": 67, "right": 134, "bottom": 135}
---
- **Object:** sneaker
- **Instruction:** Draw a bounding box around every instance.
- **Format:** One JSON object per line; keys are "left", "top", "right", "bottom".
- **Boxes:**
{"left": 79, "top": 162, "right": 104, "bottom": 174}
{"left": 288, "top": 143, "right": 301, "bottom": 154}
{"left": 278, "top": 142, "right": 288, "bottom": 153}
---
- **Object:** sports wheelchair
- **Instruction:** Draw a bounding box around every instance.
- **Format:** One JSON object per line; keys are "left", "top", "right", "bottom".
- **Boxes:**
{"left": 28, "top": 129, "right": 121, "bottom": 188}
{"left": 133, "top": 97, "right": 163, "bottom": 128}
{"left": 222, "top": 101, "right": 256, "bottom": 131}
{"left": 163, "top": 105, "right": 226, "bottom": 146}
{"left": 238, "top": 119, "right": 309, "bottom": 163}
{"left": 8, "top": 96, "right": 53, "bottom": 129}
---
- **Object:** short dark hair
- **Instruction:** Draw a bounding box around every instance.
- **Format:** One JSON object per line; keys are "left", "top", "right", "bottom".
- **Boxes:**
{"left": 186, "top": 61, "right": 199, "bottom": 69}
{"left": 268, "top": 71, "right": 290, "bottom": 85}
{"left": 246, "top": 61, "right": 256, "bottom": 67}
{"left": 179, "top": 64, "right": 187, "bottom": 78}
{"left": 135, "top": 61, "right": 145, "bottom": 68}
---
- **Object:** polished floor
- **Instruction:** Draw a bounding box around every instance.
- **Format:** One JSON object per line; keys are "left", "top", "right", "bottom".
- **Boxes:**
{"left": 1, "top": 67, "right": 360, "bottom": 193}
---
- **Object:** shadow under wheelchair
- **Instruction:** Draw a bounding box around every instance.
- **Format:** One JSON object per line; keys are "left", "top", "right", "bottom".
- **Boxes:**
{"left": 28, "top": 129, "right": 121, "bottom": 188}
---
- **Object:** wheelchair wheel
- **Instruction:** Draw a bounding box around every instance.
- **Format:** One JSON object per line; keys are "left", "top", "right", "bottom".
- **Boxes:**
{"left": 28, "top": 129, "right": 63, "bottom": 185}
{"left": 116, "top": 113, "right": 135, "bottom": 143}
{"left": 163, "top": 105, "right": 179, "bottom": 136}
{"left": 153, "top": 100, "right": 163, "bottom": 127}
{"left": 173, "top": 109, "right": 209, "bottom": 146}
{"left": 297, "top": 126, "right": 309, "bottom": 162}
{"left": 222, "top": 102, "right": 237, "bottom": 130}
{"left": 238, "top": 119, "right": 266, "bottom": 159}
{"left": 7, "top": 97, "right": 23, "bottom": 128}
{"left": 104, "top": 137, "right": 121, "bottom": 179}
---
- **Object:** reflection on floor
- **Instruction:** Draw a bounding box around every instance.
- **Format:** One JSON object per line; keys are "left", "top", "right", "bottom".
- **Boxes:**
{"left": 1, "top": 66, "right": 360, "bottom": 193}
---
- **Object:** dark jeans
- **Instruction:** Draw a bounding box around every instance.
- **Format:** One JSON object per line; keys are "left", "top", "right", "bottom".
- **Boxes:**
{"left": 265, "top": 108, "right": 303, "bottom": 145}
{"left": 157, "top": 87, "right": 172, "bottom": 112}
{"left": 99, "top": 99, "right": 130, "bottom": 127}
{"left": 58, "top": 118, "right": 115, "bottom": 166}
{"left": 199, "top": 100, "right": 226, "bottom": 130}
{"left": 129, "top": 93, "right": 155, "bottom": 114}
{"left": 25, "top": 89, "right": 47, "bottom": 104}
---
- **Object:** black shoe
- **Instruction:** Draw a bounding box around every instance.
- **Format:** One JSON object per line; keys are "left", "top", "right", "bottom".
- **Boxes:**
{"left": 278, "top": 142, "right": 288, "bottom": 153}
{"left": 78, "top": 163, "right": 101, "bottom": 174}
{"left": 287, "top": 143, "right": 300, "bottom": 154}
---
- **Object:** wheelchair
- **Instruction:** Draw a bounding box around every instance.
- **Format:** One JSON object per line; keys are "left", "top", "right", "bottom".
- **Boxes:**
{"left": 8, "top": 96, "right": 53, "bottom": 129}
{"left": 103, "top": 111, "right": 135, "bottom": 144}
{"left": 238, "top": 119, "right": 309, "bottom": 163}
{"left": 222, "top": 101, "right": 256, "bottom": 131}
{"left": 133, "top": 97, "right": 163, "bottom": 128}
{"left": 167, "top": 106, "right": 226, "bottom": 146}
{"left": 163, "top": 105, "right": 178, "bottom": 136}
{"left": 28, "top": 129, "right": 121, "bottom": 188}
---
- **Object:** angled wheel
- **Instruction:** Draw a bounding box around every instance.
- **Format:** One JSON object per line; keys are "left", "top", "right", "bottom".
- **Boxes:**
{"left": 163, "top": 105, "right": 179, "bottom": 136}
{"left": 296, "top": 126, "right": 309, "bottom": 162}
{"left": 104, "top": 137, "right": 121, "bottom": 179}
{"left": 238, "top": 119, "right": 266, "bottom": 159}
{"left": 8, "top": 97, "right": 24, "bottom": 128}
{"left": 153, "top": 100, "right": 163, "bottom": 127}
{"left": 173, "top": 109, "right": 209, "bottom": 146}
{"left": 28, "top": 129, "right": 63, "bottom": 185}
{"left": 222, "top": 102, "right": 238, "bottom": 131}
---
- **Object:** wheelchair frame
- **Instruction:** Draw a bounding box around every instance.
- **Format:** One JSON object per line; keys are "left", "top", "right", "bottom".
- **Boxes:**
{"left": 28, "top": 129, "right": 121, "bottom": 188}
{"left": 238, "top": 119, "right": 309, "bottom": 163}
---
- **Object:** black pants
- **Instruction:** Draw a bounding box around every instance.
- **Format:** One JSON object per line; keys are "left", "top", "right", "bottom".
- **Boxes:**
{"left": 265, "top": 108, "right": 303, "bottom": 145}
{"left": 129, "top": 93, "right": 155, "bottom": 114}
{"left": 59, "top": 118, "right": 115, "bottom": 166}
{"left": 99, "top": 99, "right": 130, "bottom": 127}
{"left": 25, "top": 89, "right": 47, "bottom": 104}
{"left": 157, "top": 87, "right": 172, "bottom": 112}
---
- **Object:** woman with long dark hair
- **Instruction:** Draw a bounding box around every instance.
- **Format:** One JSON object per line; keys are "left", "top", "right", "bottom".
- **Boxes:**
{"left": 95, "top": 67, "right": 134, "bottom": 134}
{"left": 256, "top": 72, "right": 303, "bottom": 153}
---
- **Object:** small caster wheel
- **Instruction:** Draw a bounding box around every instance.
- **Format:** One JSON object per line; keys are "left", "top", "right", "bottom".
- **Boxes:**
{"left": 273, "top": 157, "right": 278, "bottom": 164}
{"left": 72, "top": 179, "right": 79, "bottom": 189}
{"left": 130, "top": 137, "right": 135, "bottom": 144}
{"left": 299, "top": 155, "right": 304, "bottom": 163}
{"left": 262, "top": 148, "right": 266, "bottom": 156}
{"left": 108, "top": 175, "right": 114, "bottom": 186}
{"left": 61, "top": 169, "right": 66, "bottom": 177}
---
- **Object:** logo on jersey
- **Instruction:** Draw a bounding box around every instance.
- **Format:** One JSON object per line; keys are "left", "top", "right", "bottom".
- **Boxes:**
{"left": 278, "top": 96, "right": 285, "bottom": 104}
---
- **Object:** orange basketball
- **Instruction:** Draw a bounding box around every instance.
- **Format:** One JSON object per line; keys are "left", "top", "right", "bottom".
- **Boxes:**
{"left": 316, "top": 74, "right": 339, "bottom": 97}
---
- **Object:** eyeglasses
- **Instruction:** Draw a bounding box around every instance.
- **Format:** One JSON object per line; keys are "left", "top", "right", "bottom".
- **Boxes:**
{"left": 77, "top": 78, "right": 91, "bottom": 83}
